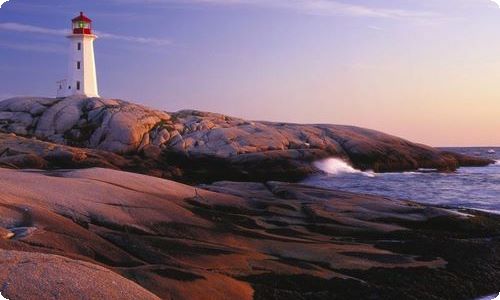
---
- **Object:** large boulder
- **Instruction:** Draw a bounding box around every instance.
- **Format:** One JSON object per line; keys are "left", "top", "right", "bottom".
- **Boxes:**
{"left": 0, "top": 97, "right": 170, "bottom": 154}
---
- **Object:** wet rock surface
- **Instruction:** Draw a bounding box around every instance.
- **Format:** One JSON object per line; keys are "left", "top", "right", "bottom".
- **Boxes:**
{"left": 0, "top": 168, "right": 499, "bottom": 299}
{"left": 0, "top": 97, "right": 493, "bottom": 182}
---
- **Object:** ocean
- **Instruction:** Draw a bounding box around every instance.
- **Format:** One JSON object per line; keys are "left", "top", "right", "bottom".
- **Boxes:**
{"left": 303, "top": 147, "right": 500, "bottom": 214}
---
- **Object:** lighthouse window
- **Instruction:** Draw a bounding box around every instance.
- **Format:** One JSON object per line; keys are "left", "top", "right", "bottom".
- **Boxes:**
{"left": 76, "top": 81, "right": 81, "bottom": 90}
{"left": 77, "top": 43, "right": 81, "bottom": 51}
{"left": 77, "top": 61, "right": 81, "bottom": 69}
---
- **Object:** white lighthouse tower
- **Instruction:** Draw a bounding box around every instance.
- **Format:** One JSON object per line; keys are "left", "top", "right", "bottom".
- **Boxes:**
{"left": 57, "top": 12, "right": 99, "bottom": 98}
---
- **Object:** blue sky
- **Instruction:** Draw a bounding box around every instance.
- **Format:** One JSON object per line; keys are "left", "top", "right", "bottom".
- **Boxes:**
{"left": 1, "top": 0, "right": 500, "bottom": 146}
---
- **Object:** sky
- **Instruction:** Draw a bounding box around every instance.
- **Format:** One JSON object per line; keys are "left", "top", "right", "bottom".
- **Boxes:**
{"left": 0, "top": 0, "right": 500, "bottom": 146}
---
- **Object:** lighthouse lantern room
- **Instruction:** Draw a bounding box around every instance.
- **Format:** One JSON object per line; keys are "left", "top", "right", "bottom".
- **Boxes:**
{"left": 57, "top": 12, "right": 99, "bottom": 98}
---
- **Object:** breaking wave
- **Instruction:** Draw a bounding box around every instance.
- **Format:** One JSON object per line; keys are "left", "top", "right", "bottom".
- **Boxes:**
{"left": 314, "top": 158, "right": 375, "bottom": 177}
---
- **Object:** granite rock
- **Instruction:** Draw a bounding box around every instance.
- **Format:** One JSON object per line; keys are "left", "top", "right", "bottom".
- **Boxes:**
{"left": 0, "top": 96, "right": 493, "bottom": 182}
{"left": 0, "top": 97, "right": 170, "bottom": 154}
{"left": 0, "top": 167, "right": 498, "bottom": 299}
{"left": 0, "top": 249, "right": 160, "bottom": 300}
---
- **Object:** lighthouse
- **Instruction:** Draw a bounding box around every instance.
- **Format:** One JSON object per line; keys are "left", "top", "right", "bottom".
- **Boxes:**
{"left": 57, "top": 12, "right": 99, "bottom": 98}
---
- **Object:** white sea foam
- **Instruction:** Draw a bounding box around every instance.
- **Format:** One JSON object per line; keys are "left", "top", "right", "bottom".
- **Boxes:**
{"left": 475, "top": 292, "right": 500, "bottom": 300}
{"left": 314, "top": 158, "right": 375, "bottom": 177}
{"left": 417, "top": 168, "right": 438, "bottom": 172}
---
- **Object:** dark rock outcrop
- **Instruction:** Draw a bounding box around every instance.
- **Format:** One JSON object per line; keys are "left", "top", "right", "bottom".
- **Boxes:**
{"left": 0, "top": 133, "right": 181, "bottom": 178}
{"left": 0, "top": 168, "right": 499, "bottom": 299}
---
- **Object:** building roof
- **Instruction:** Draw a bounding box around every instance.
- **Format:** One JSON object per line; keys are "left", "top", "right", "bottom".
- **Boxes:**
{"left": 72, "top": 12, "right": 92, "bottom": 23}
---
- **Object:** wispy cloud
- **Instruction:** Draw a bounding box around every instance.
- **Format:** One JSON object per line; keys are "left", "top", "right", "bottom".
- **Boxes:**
{"left": 0, "top": 23, "right": 68, "bottom": 36}
{"left": 0, "top": 22, "right": 172, "bottom": 46}
{"left": 368, "top": 25, "right": 383, "bottom": 31}
{"left": 254, "top": 0, "right": 440, "bottom": 20}
{"left": 95, "top": 31, "right": 172, "bottom": 46}
{"left": 110, "top": 0, "right": 441, "bottom": 21}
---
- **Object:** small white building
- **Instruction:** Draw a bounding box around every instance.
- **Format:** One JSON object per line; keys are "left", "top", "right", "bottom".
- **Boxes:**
{"left": 57, "top": 12, "right": 99, "bottom": 98}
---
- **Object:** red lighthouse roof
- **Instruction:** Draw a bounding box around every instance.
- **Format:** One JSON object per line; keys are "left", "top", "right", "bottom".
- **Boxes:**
{"left": 72, "top": 12, "right": 92, "bottom": 23}
{"left": 72, "top": 12, "right": 93, "bottom": 35}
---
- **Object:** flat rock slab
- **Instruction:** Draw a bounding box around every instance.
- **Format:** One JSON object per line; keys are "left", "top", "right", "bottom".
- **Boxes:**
{"left": 0, "top": 249, "right": 160, "bottom": 300}
{"left": 0, "top": 167, "right": 498, "bottom": 299}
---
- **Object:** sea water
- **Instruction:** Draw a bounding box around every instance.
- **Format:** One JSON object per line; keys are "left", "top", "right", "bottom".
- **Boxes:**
{"left": 303, "top": 147, "right": 500, "bottom": 213}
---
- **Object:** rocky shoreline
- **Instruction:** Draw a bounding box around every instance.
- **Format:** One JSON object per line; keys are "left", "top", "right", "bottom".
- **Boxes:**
{"left": 0, "top": 96, "right": 493, "bottom": 183}
{"left": 0, "top": 168, "right": 498, "bottom": 299}
{"left": 0, "top": 96, "right": 498, "bottom": 299}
